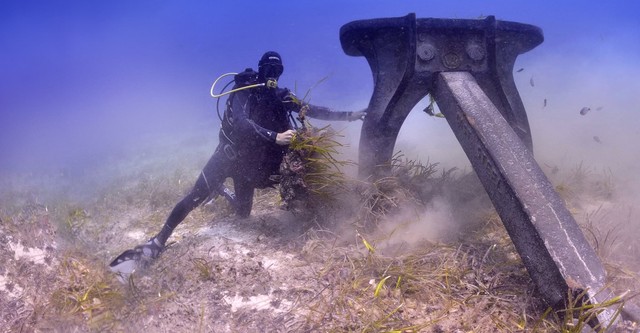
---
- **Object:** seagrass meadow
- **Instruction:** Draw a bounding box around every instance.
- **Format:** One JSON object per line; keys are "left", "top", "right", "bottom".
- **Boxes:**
{"left": 4, "top": 1, "right": 640, "bottom": 332}
{"left": 1, "top": 125, "right": 638, "bottom": 332}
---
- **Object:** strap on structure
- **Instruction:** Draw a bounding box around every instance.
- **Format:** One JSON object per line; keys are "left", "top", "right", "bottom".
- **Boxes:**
{"left": 288, "top": 110, "right": 300, "bottom": 131}
{"left": 216, "top": 80, "right": 235, "bottom": 122}
{"left": 223, "top": 144, "right": 237, "bottom": 161}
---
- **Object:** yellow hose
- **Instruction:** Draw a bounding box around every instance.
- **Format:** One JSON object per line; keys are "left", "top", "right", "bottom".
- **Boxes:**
{"left": 210, "top": 72, "right": 264, "bottom": 98}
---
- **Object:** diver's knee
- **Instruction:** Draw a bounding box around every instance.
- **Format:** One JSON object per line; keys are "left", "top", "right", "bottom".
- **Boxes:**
{"left": 182, "top": 190, "right": 207, "bottom": 210}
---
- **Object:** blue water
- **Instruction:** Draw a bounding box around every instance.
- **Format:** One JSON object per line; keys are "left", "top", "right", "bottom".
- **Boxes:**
{"left": 2, "top": 4, "right": 640, "bottom": 327}
{"left": 1, "top": 0, "right": 639, "bottom": 174}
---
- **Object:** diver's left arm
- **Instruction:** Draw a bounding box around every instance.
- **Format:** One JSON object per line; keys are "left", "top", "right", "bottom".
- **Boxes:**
{"left": 281, "top": 89, "right": 366, "bottom": 122}
{"left": 305, "top": 104, "right": 366, "bottom": 121}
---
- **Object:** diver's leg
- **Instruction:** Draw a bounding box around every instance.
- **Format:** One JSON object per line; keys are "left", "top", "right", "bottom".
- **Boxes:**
{"left": 233, "top": 176, "right": 255, "bottom": 218}
{"left": 110, "top": 173, "right": 214, "bottom": 265}
{"left": 154, "top": 150, "right": 228, "bottom": 245}
{"left": 154, "top": 187, "right": 207, "bottom": 246}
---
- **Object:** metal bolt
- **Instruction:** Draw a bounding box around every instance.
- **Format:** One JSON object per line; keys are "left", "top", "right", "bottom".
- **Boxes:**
{"left": 417, "top": 43, "right": 436, "bottom": 61}
{"left": 442, "top": 52, "right": 461, "bottom": 68}
{"left": 466, "top": 43, "right": 485, "bottom": 61}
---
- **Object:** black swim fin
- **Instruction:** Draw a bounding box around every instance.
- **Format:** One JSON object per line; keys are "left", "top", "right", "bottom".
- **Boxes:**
{"left": 109, "top": 238, "right": 163, "bottom": 282}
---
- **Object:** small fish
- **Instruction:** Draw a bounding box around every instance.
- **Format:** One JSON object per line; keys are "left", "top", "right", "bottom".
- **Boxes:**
{"left": 593, "top": 136, "right": 602, "bottom": 144}
{"left": 516, "top": 68, "right": 524, "bottom": 72}
{"left": 579, "top": 107, "right": 591, "bottom": 115}
{"left": 596, "top": 106, "right": 604, "bottom": 111}
{"left": 543, "top": 98, "right": 547, "bottom": 108}
{"left": 434, "top": 112, "right": 445, "bottom": 118}
{"left": 529, "top": 77, "right": 535, "bottom": 87}
{"left": 424, "top": 95, "right": 438, "bottom": 116}
{"left": 423, "top": 104, "right": 435, "bottom": 116}
{"left": 544, "top": 163, "right": 559, "bottom": 175}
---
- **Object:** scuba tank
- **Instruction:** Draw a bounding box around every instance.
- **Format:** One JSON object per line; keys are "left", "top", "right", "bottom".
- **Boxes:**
{"left": 219, "top": 68, "right": 261, "bottom": 149}
{"left": 234, "top": 68, "right": 259, "bottom": 87}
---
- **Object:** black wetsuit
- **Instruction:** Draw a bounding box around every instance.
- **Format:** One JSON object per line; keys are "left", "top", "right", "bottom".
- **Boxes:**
{"left": 154, "top": 75, "right": 353, "bottom": 246}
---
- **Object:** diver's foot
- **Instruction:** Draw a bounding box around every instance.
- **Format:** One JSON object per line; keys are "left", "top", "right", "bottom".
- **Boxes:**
{"left": 133, "top": 237, "right": 164, "bottom": 259}
{"left": 109, "top": 237, "right": 165, "bottom": 283}
{"left": 109, "top": 237, "right": 164, "bottom": 275}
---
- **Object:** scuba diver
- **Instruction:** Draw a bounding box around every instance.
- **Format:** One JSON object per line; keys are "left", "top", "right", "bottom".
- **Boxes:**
{"left": 110, "top": 51, "right": 365, "bottom": 271}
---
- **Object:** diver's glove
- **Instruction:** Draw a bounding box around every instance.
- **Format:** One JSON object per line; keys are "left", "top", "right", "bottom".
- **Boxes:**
{"left": 281, "top": 91, "right": 302, "bottom": 106}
